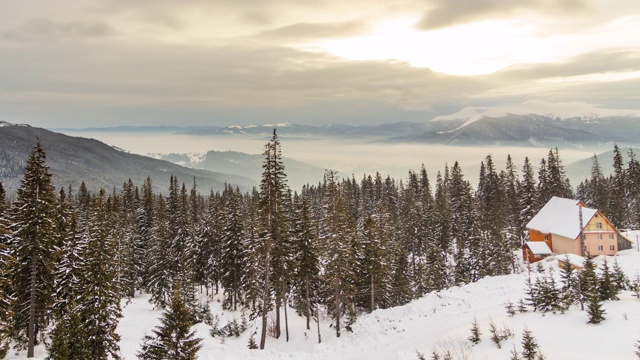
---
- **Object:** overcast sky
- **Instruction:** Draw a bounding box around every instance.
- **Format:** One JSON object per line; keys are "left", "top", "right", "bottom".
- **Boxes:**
{"left": 1, "top": 0, "right": 639, "bottom": 128}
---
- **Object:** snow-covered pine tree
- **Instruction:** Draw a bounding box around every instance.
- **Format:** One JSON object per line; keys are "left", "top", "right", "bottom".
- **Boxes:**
{"left": 448, "top": 163, "right": 478, "bottom": 284}
{"left": 79, "top": 189, "right": 122, "bottom": 359}
{"left": 598, "top": 258, "right": 620, "bottom": 301}
{"left": 583, "top": 155, "right": 609, "bottom": 212}
{"left": 609, "top": 144, "right": 628, "bottom": 228}
{"left": 586, "top": 293, "right": 606, "bottom": 324}
{"left": 148, "top": 195, "right": 173, "bottom": 308}
{"left": 518, "top": 157, "right": 538, "bottom": 221}
{"left": 0, "top": 182, "right": 13, "bottom": 359}
{"left": 356, "top": 173, "right": 391, "bottom": 312}
{"left": 611, "top": 258, "right": 629, "bottom": 291}
{"left": 477, "top": 154, "right": 511, "bottom": 277}
{"left": 137, "top": 286, "right": 202, "bottom": 360}
{"left": 503, "top": 154, "right": 523, "bottom": 270}
{"left": 9, "top": 141, "right": 59, "bottom": 357}
{"left": 48, "top": 189, "right": 91, "bottom": 359}
{"left": 626, "top": 149, "right": 640, "bottom": 228}
{"left": 546, "top": 148, "right": 573, "bottom": 200}
{"left": 220, "top": 185, "right": 246, "bottom": 311}
{"left": 290, "top": 188, "right": 320, "bottom": 330}
{"left": 137, "top": 177, "right": 155, "bottom": 292}
{"left": 117, "top": 179, "right": 141, "bottom": 299}
{"left": 579, "top": 255, "right": 600, "bottom": 303}
{"left": 468, "top": 318, "right": 481, "bottom": 344}
{"left": 320, "top": 170, "right": 357, "bottom": 338}
{"left": 520, "top": 328, "right": 540, "bottom": 360}
{"left": 256, "top": 129, "right": 291, "bottom": 348}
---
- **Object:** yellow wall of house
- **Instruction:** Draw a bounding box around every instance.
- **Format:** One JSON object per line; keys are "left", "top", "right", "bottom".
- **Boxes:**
{"left": 551, "top": 234, "right": 582, "bottom": 256}
{"left": 583, "top": 212, "right": 618, "bottom": 256}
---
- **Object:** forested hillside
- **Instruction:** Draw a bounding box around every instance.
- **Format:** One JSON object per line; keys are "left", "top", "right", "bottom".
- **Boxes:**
{"left": 1, "top": 132, "right": 640, "bottom": 358}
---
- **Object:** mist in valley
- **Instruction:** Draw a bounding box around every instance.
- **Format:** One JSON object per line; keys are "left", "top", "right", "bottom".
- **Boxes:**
{"left": 61, "top": 129, "right": 604, "bottom": 190}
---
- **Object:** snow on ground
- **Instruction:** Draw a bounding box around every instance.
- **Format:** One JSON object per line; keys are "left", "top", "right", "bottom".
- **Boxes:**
{"left": 8, "top": 237, "right": 640, "bottom": 359}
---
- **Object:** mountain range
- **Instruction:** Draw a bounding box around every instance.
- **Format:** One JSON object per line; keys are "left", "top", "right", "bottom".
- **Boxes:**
{"left": 56, "top": 114, "right": 640, "bottom": 148}
{"left": 0, "top": 122, "right": 256, "bottom": 196}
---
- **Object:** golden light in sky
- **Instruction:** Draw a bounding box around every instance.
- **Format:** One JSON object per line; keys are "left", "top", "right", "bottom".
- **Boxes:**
{"left": 311, "top": 15, "right": 635, "bottom": 76}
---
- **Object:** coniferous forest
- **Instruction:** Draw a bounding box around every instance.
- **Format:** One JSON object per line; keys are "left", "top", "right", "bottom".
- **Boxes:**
{"left": 1, "top": 132, "right": 640, "bottom": 358}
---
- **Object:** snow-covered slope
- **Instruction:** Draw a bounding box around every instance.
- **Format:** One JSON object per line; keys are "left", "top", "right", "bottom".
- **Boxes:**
{"left": 9, "top": 235, "right": 640, "bottom": 360}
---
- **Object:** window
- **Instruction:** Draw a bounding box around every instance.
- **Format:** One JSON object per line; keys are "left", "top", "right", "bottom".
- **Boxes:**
{"left": 609, "top": 233, "right": 614, "bottom": 240}
{"left": 596, "top": 222, "right": 603, "bottom": 229}
{"left": 597, "top": 234, "right": 603, "bottom": 240}
{"left": 610, "top": 245, "right": 615, "bottom": 251}
{"left": 598, "top": 245, "right": 604, "bottom": 251}
{"left": 544, "top": 235, "right": 548, "bottom": 241}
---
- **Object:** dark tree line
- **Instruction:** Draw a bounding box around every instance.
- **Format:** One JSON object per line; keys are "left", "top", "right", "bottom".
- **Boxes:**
{"left": 577, "top": 144, "right": 640, "bottom": 229}
{"left": 6, "top": 137, "right": 637, "bottom": 358}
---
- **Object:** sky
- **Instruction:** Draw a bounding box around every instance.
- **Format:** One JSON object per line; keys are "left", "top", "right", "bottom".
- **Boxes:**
{"left": 1, "top": 0, "right": 639, "bottom": 128}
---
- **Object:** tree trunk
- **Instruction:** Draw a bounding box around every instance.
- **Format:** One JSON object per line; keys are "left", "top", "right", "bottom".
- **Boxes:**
{"left": 284, "top": 290, "right": 290, "bottom": 342}
{"left": 305, "top": 277, "right": 311, "bottom": 330}
{"left": 335, "top": 279, "right": 341, "bottom": 338}
{"left": 27, "top": 252, "right": 37, "bottom": 358}
{"left": 370, "top": 273, "right": 375, "bottom": 313}
{"left": 275, "top": 291, "right": 281, "bottom": 339}
{"left": 316, "top": 301, "right": 322, "bottom": 344}
{"left": 259, "top": 238, "right": 271, "bottom": 350}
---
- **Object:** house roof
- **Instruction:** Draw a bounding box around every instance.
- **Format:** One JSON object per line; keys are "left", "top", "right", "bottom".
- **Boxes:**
{"left": 524, "top": 241, "right": 553, "bottom": 255}
{"left": 526, "top": 196, "right": 597, "bottom": 240}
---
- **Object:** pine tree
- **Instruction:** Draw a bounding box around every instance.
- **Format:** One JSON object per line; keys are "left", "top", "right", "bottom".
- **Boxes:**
{"left": 9, "top": 141, "right": 59, "bottom": 357}
{"left": 0, "top": 182, "right": 13, "bottom": 359}
{"left": 585, "top": 154, "right": 609, "bottom": 211}
{"left": 626, "top": 149, "right": 640, "bottom": 227}
{"left": 448, "top": 164, "right": 478, "bottom": 284}
{"left": 520, "top": 328, "right": 540, "bottom": 360}
{"left": 468, "top": 318, "right": 481, "bottom": 345}
{"left": 80, "top": 190, "right": 123, "bottom": 359}
{"left": 579, "top": 256, "right": 599, "bottom": 304}
{"left": 586, "top": 293, "right": 606, "bottom": 324}
{"left": 137, "top": 287, "right": 202, "bottom": 360}
{"left": 47, "top": 189, "right": 91, "bottom": 359}
{"left": 256, "top": 129, "right": 290, "bottom": 348}
{"left": 320, "top": 171, "right": 357, "bottom": 338}
{"left": 148, "top": 196, "right": 173, "bottom": 308}
{"left": 220, "top": 185, "right": 245, "bottom": 311}
{"left": 598, "top": 259, "right": 620, "bottom": 301}
{"left": 609, "top": 144, "right": 628, "bottom": 228}
{"left": 291, "top": 188, "right": 320, "bottom": 330}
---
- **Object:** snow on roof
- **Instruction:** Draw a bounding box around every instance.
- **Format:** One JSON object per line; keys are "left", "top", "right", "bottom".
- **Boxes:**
{"left": 524, "top": 241, "right": 553, "bottom": 255}
{"left": 526, "top": 196, "right": 597, "bottom": 239}
{"left": 557, "top": 254, "right": 586, "bottom": 268}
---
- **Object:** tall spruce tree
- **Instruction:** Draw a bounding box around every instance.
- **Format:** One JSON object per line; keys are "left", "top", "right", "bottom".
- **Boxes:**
{"left": 220, "top": 185, "right": 246, "bottom": 311}
{"left": 47, "top": 189, "right": 91, "bottom": 359}
{"left": 320, "top": 171, "right": 357, "bottom": 338}
{"left": 147, "top": 195, "right": 173, "bottom": 308}
{"left": 291, "top": 188, "right": 320, "bottom": 330}
{"left": 609, "top": 144, "right": 628, "bottom": 228}
{"left": 9, "top": 141, "right": 59, "bottom": 357}
{"left": 0, "top": 182, "right": 13, "bottom": 359}
{"left": 256, "top": 129, "right": 290, "bottom": 349}
{"left": 80, "top": 190, "right": 122, "bottom": 359}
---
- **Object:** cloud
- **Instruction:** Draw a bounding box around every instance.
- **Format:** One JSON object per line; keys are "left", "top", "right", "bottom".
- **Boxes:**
{"left": 417, "top": 0, "right": 590, "bottom": 29}
{"left": 256, "top": 21, "right": 366, "bottom": 42}
{"left": 3, "top": 17, "right": 117, "bottom": 43}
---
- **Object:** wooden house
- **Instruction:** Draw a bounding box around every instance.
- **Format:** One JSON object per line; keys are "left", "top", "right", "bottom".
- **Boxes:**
{"left": 525, "top": 196, "right": 633, "bottom": 259}
{"left": 522, "top": 241, "right": 553, "bottom": 263}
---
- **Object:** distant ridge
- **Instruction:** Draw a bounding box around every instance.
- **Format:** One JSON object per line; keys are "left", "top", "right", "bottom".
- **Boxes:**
{"left": 58, "top": 113, "right": 640, "bottom": 148}
{"left": 0, "top": 122, "right": 256, "bottom": 195}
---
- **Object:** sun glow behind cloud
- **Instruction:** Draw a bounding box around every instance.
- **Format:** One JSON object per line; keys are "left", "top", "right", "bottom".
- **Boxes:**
{"left": 310, "top": 17, "right": 556, "bottom": 75}
{"left": 310, "top": 15, "right": 640, "bottom": 77}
